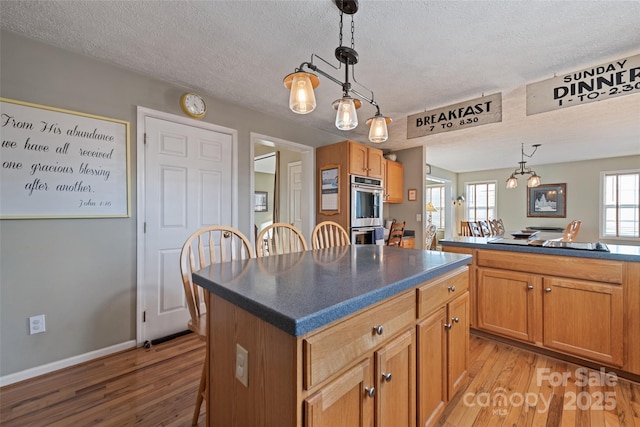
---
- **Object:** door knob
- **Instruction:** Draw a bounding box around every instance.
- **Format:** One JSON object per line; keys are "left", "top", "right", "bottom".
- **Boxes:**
{"left": 373, "top": 325, "right": 384, "bottom": 335}
{"left": 382, "top": 372, "right": 392, "bottom": 383}
{"left": 364, "top": 387, "right": 375, "bottom": 397}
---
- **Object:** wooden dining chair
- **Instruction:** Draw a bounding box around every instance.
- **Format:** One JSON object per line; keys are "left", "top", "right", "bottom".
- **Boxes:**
{"left": 179, "top": 225, "right": 254, "bottom": 425}
{"left": 478, "top": 220, "right": 492, "bottom": 237}
{"left": 562, "top": 220, "right": 582, "bottom": 242}
{"left": 256, "top": 222, "right": 308, "bottom": 257}
{"left": 311, "top": 221, "right": 350, "bottom": 249}
{"left": 468, "top": 221, "right": 483, "bottom": 237}
{"left": 490, "top": 219, "right": 506, "bottom": 236}
{"left": 387, "top": 220, "right": 405, "bottom": 247}
{"left": 460, "top": 221, "right": 471, "bottom": 236}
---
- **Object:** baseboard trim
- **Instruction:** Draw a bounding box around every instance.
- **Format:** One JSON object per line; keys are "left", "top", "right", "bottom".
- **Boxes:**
{"left": 0, "top": 340, "right": 136, "bottom": 387}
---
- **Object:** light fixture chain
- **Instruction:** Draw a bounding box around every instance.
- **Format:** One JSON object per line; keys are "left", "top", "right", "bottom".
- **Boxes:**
{"left": 351, "top": 15, "right": 355, "bottom": 49}
{"left": 339, "top": 9, "right": 343, "bottom": 47}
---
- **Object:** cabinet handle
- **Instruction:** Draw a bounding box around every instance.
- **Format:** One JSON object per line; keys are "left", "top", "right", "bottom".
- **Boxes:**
{"left": 452, "top": 317, "right": 460, "bottom": 323}
{"left": 444, "top": 323, "right": 452, "bottom": 329}
{"left": 382, "top": 372, "right": 392, "bottom": 383}
{"left": 447, "top": 285, "right": 456, "bottom": 292}
{"left": 373, "top": 325, "right": 384, "bottom": 335}
{"left": 545, "top": 288, "right": 552, "bottom": 293}
{"left": 364, "top": 386, "right": 375, "bottom": 397}
{"left": 527, "top": 285, "right": 534, "bottom": 290}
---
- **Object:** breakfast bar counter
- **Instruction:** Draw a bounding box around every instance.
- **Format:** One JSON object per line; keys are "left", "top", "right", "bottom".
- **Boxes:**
{"left": 193, "top": 245, "right": 472, "bottom": 427}
{"left": 440, "top": 236, "right": 640, "bottom": 382}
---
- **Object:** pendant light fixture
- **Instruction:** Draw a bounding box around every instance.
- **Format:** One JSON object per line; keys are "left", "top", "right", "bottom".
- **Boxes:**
{"left": 506, "top": 143, "right": 542, "bottom": 189}
{"left": 283, "top": 0, "right": 391, "bottom": 143}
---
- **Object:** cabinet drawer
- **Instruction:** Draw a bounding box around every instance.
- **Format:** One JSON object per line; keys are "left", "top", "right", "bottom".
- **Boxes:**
{"left": 303, "top": 291, "right": 415, "bottom": 390}
{"left": 476, "top": 250, "right": 624, "bottom": 284}
{"left": 417, "top": 267, "right": 468, "bottom": 319}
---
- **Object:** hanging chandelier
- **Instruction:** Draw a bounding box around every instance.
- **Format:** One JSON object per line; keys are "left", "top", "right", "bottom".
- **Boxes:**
{"left": 506, "top": 143, "right": 542, "bottom": 189}
{"left": 283, "top": 0, "right": 391, "bottom": 143}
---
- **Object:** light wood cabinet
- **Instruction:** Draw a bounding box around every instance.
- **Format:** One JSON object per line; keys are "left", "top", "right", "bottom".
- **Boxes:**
{"left": 305, "top": 328, "right": 415, "bottom": 427}
{"left": 477, "top": 268, "right": 541, "bottom": 343}
{"left": 304, "top": 359, "right": 374, "bottom": 427}
{"left": 475, "top": 265, "right": 625, "bottom": 367}
{"left": 383, "top": 159, "right": 403, "bottom": 203}
{"left": 543, "top": 277, "right": 623, "bottom": 366}
{"left": 315, "top": 140, "right": 384, "bottom": 230}
{"left": 349, "top": 141, "right": 384, "bottom": 178}
{"left": 441, "top": 246, "right": 639, "bottom": 377}
{"left": 400, "top": 237, "right": 414, "bottom": 248}
{"left": 416, "top": 267, "right": 469, "bottom": 427}
{"left": 206, "top": 264, "right": 471, "bottom": 427}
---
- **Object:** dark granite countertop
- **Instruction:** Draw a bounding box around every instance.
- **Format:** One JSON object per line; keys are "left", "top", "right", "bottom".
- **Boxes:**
{"left": 193, "top": 245, "right": 471, "bottom": 336}
{"left": 440, "top": 235, "right": 640, "bottom": 262}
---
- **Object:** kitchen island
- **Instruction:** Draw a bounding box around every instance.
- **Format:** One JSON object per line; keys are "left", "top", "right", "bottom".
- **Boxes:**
{"left": 441, "top": 236, "right": 640, "bottom": 380}
{"left": 193, "top": 245, "right": 472, "bottom": 427}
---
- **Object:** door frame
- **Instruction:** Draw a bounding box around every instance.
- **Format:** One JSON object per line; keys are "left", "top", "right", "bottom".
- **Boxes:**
{"left": 250, "top": 133, "right": 314, "bottom": 245}
{"left": 136, "top": 106, "right": 238, "bottom": 345}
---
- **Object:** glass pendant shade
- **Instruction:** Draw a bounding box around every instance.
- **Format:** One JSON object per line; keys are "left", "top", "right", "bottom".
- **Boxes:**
{"left": 367, "top": 115, "right": 389, "bottom": 143}
{"left": 335, "top": 97, "right": 358, "bottom": 130}
{"left": 506, "top": 175, "right": 518, "bottom": 189}
{"left": 288, "top": 73, "right": 317, "bottom": 114}
{"left": 527, "top": 173, "right": 541, "bottom": 187}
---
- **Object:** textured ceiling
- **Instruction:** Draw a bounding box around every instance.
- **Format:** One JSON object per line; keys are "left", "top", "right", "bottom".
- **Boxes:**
{"left": 1, "top": 0, "right": 639, "bottom": 172}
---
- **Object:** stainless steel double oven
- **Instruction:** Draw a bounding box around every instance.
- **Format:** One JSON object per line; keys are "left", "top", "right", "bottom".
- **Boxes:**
{"left": 350, "top": 175, "right": 384, "bottom": 244}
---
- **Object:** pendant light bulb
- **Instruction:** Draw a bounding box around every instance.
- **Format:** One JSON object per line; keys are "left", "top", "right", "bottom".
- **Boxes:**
{"left": 286, "top": 72, "right": 317, "bottom": 114}
{"left": 506, "top": 175, "right": 518, "bottom": 189}
{"left": 335, "top": 97, "right": 358, "bottom": 130}
{"left": 527, "top": 173, "right": 541, "bottom": 188}
{"left": 367, "top": 114, "right": 390, "bottom": 143}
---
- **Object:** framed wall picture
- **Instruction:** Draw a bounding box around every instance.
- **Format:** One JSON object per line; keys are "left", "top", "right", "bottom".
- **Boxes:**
{"left": 320, "top": 165, "right": 340, "bottom": 215}
{"left": 0, "top": 97, "right": 130, "bottom": 218}
{"left": 254, "top": 191, "right": 268, "bottom": 212}
{"left": 527, "top": 183, "right": 566, "bottom": 218}
{"left": 408, "top": 188, "right": 417, "bottom": 201}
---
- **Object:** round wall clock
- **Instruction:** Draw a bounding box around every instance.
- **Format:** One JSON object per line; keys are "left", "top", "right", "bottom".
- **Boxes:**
{"left": 180, "top": 93, "right": 207, "bottom": 119}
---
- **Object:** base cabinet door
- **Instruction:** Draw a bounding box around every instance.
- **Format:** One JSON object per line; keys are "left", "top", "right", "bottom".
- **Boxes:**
{"left": 477, "top": 268, "right": 540, "bottom": 343}
{"left": 417, "top": 308, "right": 447, "bottom": 427}
{"left": 417, "top": 292, "right": 469, "bottom": 426}
{"left": 304, "top": 359, "right": 374, "bottom": 427}
{"left": 447, "top": 292, "right": 469, "bottom": 400}
{"left": 376, "top": 329, "right": 416, "bottom": 427}
{"left": 543, "top": 277, "right": 624, "bottom": 366}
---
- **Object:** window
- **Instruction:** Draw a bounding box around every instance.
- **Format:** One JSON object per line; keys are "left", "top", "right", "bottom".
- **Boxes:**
{"left": 465, "top": 181, "right": 497, "bottom": 221}
{"left": 602, "top": 170, "right": 639, "bottom": 238}
{"left": 425, "top": 184, "right": 445, "bottom": 229}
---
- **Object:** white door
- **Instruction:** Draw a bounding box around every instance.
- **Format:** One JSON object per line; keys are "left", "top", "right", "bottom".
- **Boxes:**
{"left": 289, "top": 161, "right": 302, "bottom": 229}
{"left": 142, "top": 116, "right": 233, "bottom": 342}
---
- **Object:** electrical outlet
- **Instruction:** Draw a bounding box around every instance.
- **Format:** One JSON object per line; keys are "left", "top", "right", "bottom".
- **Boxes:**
{"left": 416, "top": 213, "right": 422, "bottom": 222}
{"left": 235, "top": 343, "right": 249, "bottom": 387}
{"left": 29, "top": 314, "right": 46, "bottom": 335}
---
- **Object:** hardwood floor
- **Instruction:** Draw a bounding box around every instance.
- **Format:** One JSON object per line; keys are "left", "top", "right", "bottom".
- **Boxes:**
{"left": 1, "top": 332, "right": 638, "bottom": 426}
{"left": 0, "top": 333, "right": 206, "bottom": 426}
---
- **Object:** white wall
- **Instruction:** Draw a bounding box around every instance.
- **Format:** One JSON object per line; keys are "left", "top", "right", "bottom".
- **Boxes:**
{"left": 456, "top": 155, "right": 640, "bottom": 244}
